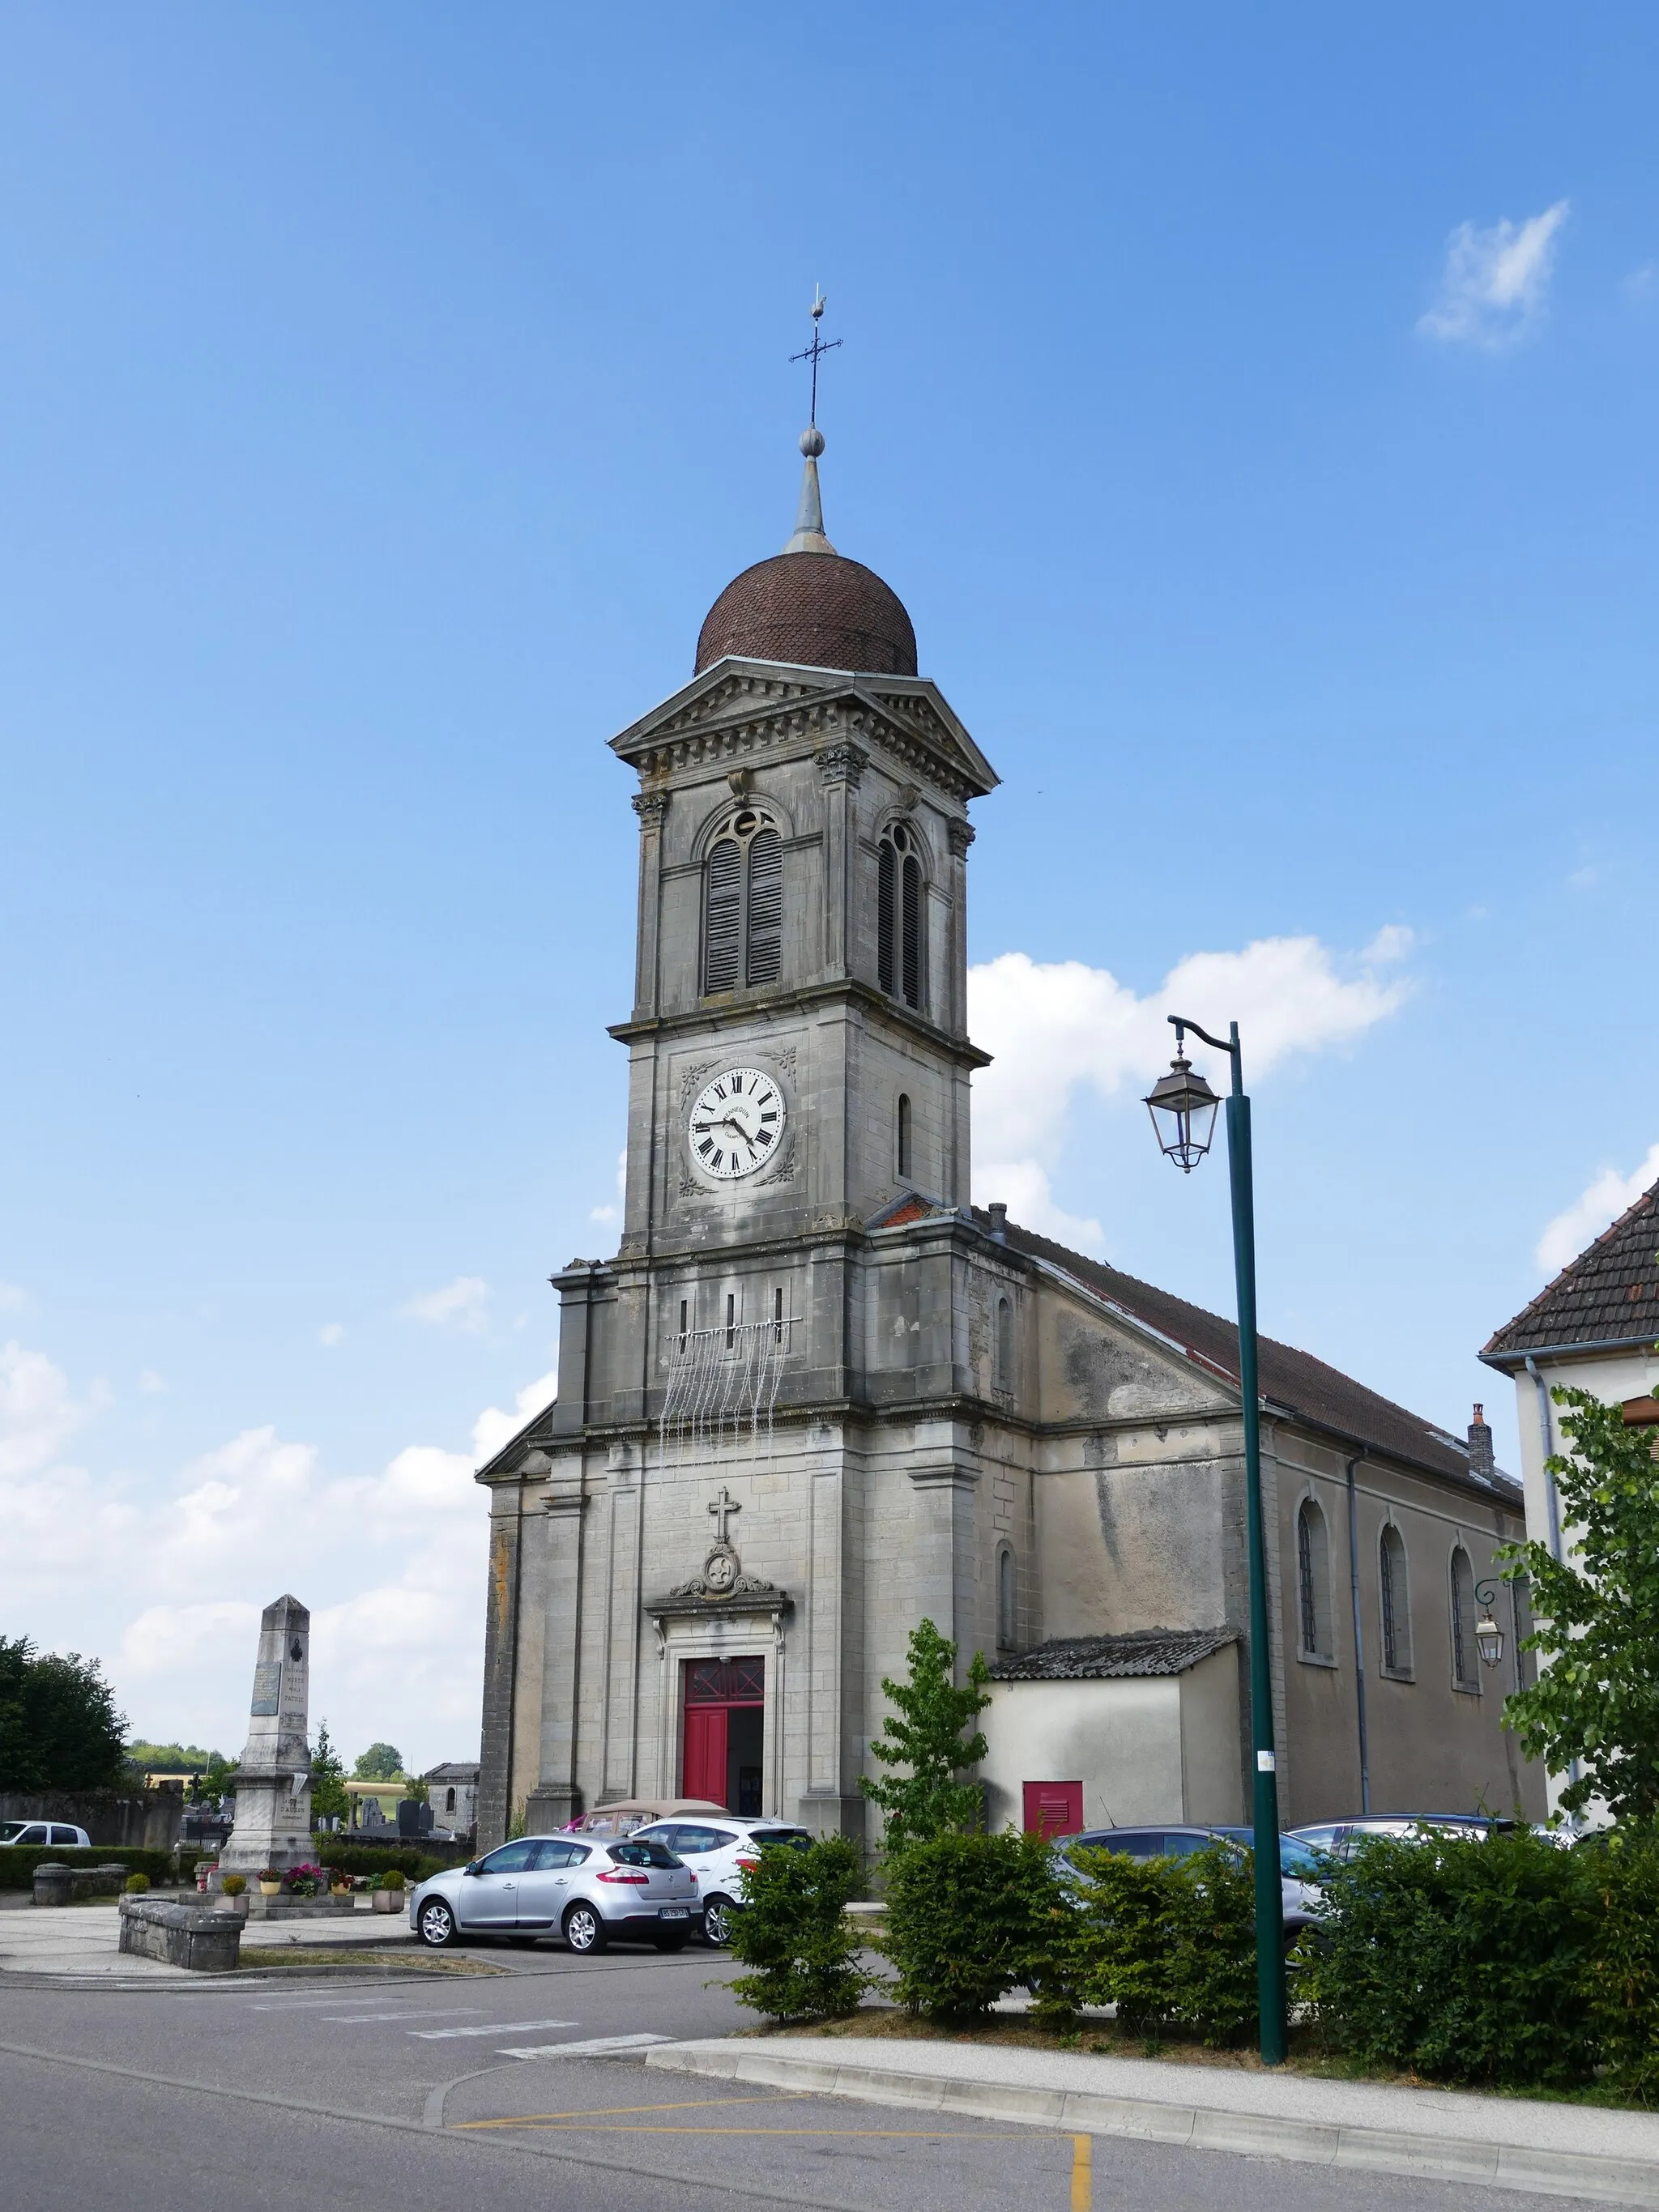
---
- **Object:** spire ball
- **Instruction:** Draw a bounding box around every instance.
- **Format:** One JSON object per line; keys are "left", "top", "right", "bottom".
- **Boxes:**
{"left": 800, "top": 425, "right": 825, "bottom": 459}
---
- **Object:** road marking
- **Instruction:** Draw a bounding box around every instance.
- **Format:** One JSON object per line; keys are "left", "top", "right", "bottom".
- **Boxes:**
{"left": 497, "top": 2032, "right": 673, "bottom": 2058}
{"left": 1072, "top": 2132, "right": 1093, "bottom": 2212}
{"left": 455, "top": 2094, "right": 1021, "bottom": 2141}
{"left": 320, "top": 2010, "right": 495, "bottom": 2025}
{"left": 412, "top": 2019, "right": 578, "bottom": 2040}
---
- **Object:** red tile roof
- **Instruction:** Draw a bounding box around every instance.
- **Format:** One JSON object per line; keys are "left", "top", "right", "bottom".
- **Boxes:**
{"left": 1482, "top": 1178, "right": 1659, "bottom": 1364}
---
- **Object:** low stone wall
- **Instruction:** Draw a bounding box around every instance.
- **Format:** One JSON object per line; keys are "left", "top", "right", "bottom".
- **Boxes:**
{"left": 1, "top": 1788, "right": 183, "bottom": 1851}
{"left": 32, "top": 1861, "right": 135, "bottom": 1907}
{"left": 118, "top": 1896, "right": 243, "bottom": 1972}
{"left": 243, "top": 1894, "right": 357, "bottom": 1920}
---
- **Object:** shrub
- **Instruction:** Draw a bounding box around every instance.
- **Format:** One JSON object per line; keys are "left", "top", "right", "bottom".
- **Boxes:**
{"left": 313, "top": 1842, "right": 455, "bottom": 1882}
{"left": 1580, "top": 1830, "right": 1659, "bottom": 2102}
{"left": 220, "top": 1874, "right": 246, "bottom": 1897}
{"left": 380, "top": 1867, "right": 406, "bottom": 1891}
{"left": 123, "top": 1871, "right": 150, "bottom": 1894}
{"left": 1301, "top": 1827, "right": 1598, "bottom": 2087}
{"left": 861, "top": 1620, "right": 992, "bottom": 1852}
{"left": 1066, "top": 1840, "right": 1256, "bottom": 2046}
{"left": 883, "top": 1830, "right": 1064, "bottom": 2021}
{"left": 0, "top": 1847, "right": 195, "bottom": 1892}
{"left": 728, "top": 1836, "right": 873, "bottom": 2022}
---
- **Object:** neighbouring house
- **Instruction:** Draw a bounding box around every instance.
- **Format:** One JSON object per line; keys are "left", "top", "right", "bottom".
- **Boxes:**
{"left": 1481, "top": 1173, "right": 1659, "bottom": 1822}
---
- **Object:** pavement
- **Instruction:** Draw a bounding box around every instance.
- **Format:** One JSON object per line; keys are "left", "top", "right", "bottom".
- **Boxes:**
{"left": 0, "top": 1908, "right": 1636, "bottom": 2212}
{"left": 651, "top": 2033, "right": 1659, "bottom": 2205}
{"left": 0, "top": 1894, "right": 420, "bottom": 1980}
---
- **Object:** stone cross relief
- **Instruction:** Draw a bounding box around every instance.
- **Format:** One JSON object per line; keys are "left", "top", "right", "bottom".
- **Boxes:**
{"left": 709, "top": 1486, "right": 740, "bottom": 1546}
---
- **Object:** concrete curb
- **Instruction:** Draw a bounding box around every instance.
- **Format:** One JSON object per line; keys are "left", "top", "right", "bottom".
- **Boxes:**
{"left": 646, "top": 2041, "right": 1659, "bottom": 2206}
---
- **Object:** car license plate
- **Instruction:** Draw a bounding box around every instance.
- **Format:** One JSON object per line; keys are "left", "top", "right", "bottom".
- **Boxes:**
{"left": 659, "top": 1907, "right": 689, "bottom": 1920}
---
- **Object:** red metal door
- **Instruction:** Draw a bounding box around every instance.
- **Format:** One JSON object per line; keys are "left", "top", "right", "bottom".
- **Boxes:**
{"left": 1023, "top": 1780, "right": 1083, "bottom": 1839}
{"left": 683, "top": 1703, "right": 729, "bottom": 1804}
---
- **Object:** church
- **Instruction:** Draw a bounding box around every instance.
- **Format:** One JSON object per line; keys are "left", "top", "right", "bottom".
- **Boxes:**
{"left": 474, "top": 414, "right": 1542, "bottom": 1852}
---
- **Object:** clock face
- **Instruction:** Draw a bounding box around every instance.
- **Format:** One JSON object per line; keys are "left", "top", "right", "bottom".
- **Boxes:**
{"left": 688, "top": 1067, "right": 787, "bottom": 1180}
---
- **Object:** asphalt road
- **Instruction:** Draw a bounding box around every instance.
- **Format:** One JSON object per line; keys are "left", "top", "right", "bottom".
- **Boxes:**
{"left": 0, "top": 1933, "right": 1612, "bottom": 2212}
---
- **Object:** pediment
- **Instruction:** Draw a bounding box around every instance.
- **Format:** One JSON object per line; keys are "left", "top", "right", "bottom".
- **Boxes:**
{"left": 608, "top": 658, "right": 997, "bottom": 801}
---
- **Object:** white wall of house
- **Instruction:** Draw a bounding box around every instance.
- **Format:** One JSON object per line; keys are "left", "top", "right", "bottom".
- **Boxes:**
{"left": 979, "top": 1647, "right": 1243, "bottom": 1835}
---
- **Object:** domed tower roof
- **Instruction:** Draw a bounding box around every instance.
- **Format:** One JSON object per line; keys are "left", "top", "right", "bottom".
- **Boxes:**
{"left": 693, "top": 428, "right": 917, "bottom": 678}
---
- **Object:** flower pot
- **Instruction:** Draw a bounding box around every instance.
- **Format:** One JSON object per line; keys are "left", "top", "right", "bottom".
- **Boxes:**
{"left": 372, "top": 1887, "right": 403, "bottom": 1913}
{"left": 258, "top": 1881, "right": 280, "bottom": 1897}
{"left": 330, "top": 1885, "right": 352, "bottom": 1897}
{"left": 224, "top": 1893, "right": 249, "bottom": 1917}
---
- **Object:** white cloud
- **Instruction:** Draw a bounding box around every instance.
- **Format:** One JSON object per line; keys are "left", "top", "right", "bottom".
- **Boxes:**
{"left": 318, "top": 1322, "right": 346, "bottom": 1348}
{"left": 0, "top": 1284, "right": 28, "bottom": 1313}
{"left": 472, "top": 1370, "right": 558, "bottom": 1465}
{"left": 1535, "top": 1143, "right": 1659, "bottom": 1277}
{"left": 0, "top": 1339, "right": 573, "bottom": 1767}
{"left": 1418, "top": 201, "right": 1568, "bottom": 347}
{"left": 590, "top": 1149, "right": 628, "bottom": 1227}
{"left": 399, "top": 1276, "right": 489, "bottom": 1332}
{"left": 0, "top": 1340, "right": 104, "bottom": 1478}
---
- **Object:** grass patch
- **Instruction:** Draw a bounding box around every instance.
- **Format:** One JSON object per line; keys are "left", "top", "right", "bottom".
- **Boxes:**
{"left": 754, "top": 2002, "right": 1659, "bottom": 2108}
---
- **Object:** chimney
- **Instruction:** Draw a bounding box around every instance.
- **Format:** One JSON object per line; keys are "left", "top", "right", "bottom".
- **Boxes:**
{"left": 1468, "top": 1403, "right": 1495, "bottom": 1480}
{"left": 987, "top": 1202, "right": 1008, "bottom": 1240}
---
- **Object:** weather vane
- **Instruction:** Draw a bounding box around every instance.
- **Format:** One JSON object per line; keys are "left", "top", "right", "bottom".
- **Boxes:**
{"left": 789, "top": 287, "right": 842, "bottom": 428}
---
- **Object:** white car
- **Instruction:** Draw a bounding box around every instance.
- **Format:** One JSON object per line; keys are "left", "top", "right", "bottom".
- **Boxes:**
{"left": 631, "top": 1816, "right": 813, "bottom": 1946}
{"left": 410, "top": 1833, "right": 701, "bottom": 1954}
{"left": 0, "top": 1821, "right": 92, "bottom": 1849}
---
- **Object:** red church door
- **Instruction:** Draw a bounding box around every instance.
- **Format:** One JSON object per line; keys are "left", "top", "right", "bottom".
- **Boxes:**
{"left": 682, "top": 1656, "right": 765, "bottom": 1813}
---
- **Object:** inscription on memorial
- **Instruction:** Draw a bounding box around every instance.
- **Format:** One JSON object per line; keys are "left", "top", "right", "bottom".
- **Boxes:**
{"left": 249, "top": 1661, "right": 282, "bottom": 1717}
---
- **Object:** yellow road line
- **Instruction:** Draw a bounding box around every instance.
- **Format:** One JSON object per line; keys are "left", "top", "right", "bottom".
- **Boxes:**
{"left": 455, "top": 2093, "right": 800, "bottom": 2129}
{"left": 1071, "top": 2132, "right": 1093, "bottom": 2212}
{"left": 478, "top": 2125, "right": 1022, "bottom": 2139}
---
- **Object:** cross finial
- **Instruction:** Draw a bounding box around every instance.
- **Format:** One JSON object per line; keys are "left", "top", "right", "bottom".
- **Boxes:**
{"left": 709, "top": 1486, "right": 741, "bottom": 1546}
{"left": 789, "top": 288, "right": 842, "bottom": 429}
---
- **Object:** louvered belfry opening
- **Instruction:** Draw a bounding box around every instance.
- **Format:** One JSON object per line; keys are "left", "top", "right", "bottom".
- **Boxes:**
{"left": 877, "top": 822, "right": 923, "bottom": 1010}
{"left": 703, "top": 810, "right": 783, "bottom": 995}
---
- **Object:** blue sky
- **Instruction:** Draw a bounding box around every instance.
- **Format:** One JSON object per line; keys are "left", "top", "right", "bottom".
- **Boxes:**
{"left": 3, "top": 3, "right": 1657, "bottom": 1767}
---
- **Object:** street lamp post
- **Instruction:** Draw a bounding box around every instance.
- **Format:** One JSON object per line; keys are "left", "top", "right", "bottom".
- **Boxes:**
{"left": 1145, "top": 1015, "right": 1287, "bottom": 2067}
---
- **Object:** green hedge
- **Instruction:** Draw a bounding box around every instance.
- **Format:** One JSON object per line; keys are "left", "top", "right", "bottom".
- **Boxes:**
{"left": 312, "top": 1843, "right": 458, "bottom": 1882}
{"left": 727, "top": 1836, "right": 873, "bottom": 2022}
{"left": 0, "top": 1846, "right": 203, "bottom": 1890}
{"left": 1302, "top": 1827, "right": 1600, "bottom": 2088}
{"left": 882, "top": 1831, "right": 1068, "bottom": 2022}
{"left": 1067, "top": 1839, "right": 1258, "bottom": 2046}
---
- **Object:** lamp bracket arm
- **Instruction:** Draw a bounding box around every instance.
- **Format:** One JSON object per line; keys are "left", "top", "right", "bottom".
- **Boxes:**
{"left": 1167, "top": 1012, "right": 1243, "bottom": 1092}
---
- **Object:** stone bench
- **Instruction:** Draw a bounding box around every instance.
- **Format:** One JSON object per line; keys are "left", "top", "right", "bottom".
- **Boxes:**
{"left": 118, "top": 1895, "right": 244, "bottom": 1972}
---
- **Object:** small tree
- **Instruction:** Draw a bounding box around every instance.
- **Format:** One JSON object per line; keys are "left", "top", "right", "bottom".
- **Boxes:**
{"left": 1501, "top": 1383, "right": 1659, "bottom": 1823}
{"left": 403, "top": 1772, "right": 430, "bottom": 1805}
{"left": 309, "top": 1720, "right": 350, "bottom": 1826}
{"left": 353, "top": 1741, "right": 403, "bottom": 1781}
{"left": 860, "top": 1617, "right": 991, "bottom": 1852}
{"left": 0, "top": 1637, "right": 127, "bottom": 1790}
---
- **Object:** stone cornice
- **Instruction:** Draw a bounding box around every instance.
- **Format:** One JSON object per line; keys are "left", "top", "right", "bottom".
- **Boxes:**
{"left": 607, "top": 975, "right": 992, "bottom": 1069}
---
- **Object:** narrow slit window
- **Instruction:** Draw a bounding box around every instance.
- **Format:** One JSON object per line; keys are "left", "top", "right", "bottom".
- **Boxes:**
{"left": 678, "top": 1298, "right": 689, "bottom": 1354}
{"left": 1380, "top": 1524, "right": 1410, "bottom": 1673}
{"left": 902, "top": 854, "right": 922, "bottom": 1006}
{"left": 877, "top": 841, "right": 897, "bottom": 995}
{"left": 997, "top": 1545, "right": 1017, "bottom": 1650}
{"left": 1450, "top": 1545, "right": 1478, "bottom": 1690}
{"left": 1297, "top": 1499, "right": 1333, "bottom": 1660}
{"left": 725, "top": 1293, "right": 736, "bottom": 1351}
{"left": 996, "top": 1296, "right": 1013, "bottom": 1389}
{"left": 773, "top": 1286, "right": 784, "bottom": 1345}
{"left": 897, "top": 1093, "right": 913, "bottom": 1180}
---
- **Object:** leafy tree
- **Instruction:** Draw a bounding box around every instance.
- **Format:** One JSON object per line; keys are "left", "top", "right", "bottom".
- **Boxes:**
{"left": 126, "top": 1739, "right": 217, "bottom": 1774}
{"left": 197, "top": 1751, "right": 239, "bottom": 1809}
{"left": 353, "top": 1741, "right": 403, "bottom": 1781}
{"left": 309, "top": 1720, "right": 351, "bottom": 1826}
{"left": 403, "top": 1771, "right": 430, "bottom": 1805}
{"left": 0, "top": 1638, "right": 127, "bottom": 1790}
{"left": 1501, "top": 1383, "right": 1659, "bottom": 1823}
{"left": 859, "top": 1617, "right": 991, "bottom": 1852}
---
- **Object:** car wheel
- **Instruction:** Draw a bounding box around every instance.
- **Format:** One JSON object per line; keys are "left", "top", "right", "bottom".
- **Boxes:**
{"left": 651, "top": 1931, "right": 691, "bottom": 1952}
{"left": 702, "top": 1894, "right": 736, "bottom": 1947}
{"left": 563, "top": 1900, "right": 608, "bottom": 1954}
{"left": 416, "top": 1896, "right": 458, "bottom": 1949}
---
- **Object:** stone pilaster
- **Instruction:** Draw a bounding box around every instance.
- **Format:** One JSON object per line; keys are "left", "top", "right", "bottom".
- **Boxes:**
{"left": 476, "top": 1502, "right": 522, "bottom": 1852}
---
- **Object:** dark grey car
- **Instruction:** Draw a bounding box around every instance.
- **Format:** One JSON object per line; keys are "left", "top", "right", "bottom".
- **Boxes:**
{"left": 1053, "top": 1823, "right": 1327, "bottom": 1937}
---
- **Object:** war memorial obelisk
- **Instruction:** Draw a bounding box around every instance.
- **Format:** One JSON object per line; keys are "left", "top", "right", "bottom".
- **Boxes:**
{"left": 221, "top": 1594, "right": 315, "bottom": 1873}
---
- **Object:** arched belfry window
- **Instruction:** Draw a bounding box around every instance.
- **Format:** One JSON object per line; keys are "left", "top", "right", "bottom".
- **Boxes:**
{"left": 704, "top": 810, "right": 783, "bottom": 992}
{"left": 877, "top": 821, "right": 923, "bottom": 1009}
{"left": 1297, "top": 1498, "right": 1333, "bottom": 1660}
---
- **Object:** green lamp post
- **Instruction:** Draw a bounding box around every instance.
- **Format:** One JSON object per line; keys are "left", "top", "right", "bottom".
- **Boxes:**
{"left": 1144, "top": 1015, "right": 1287, "bottom": 2067}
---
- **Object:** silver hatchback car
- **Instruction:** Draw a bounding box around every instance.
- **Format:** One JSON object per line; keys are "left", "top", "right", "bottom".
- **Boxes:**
{"left": 411, "top": 1834, "right": 700, "bottom": 1954}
